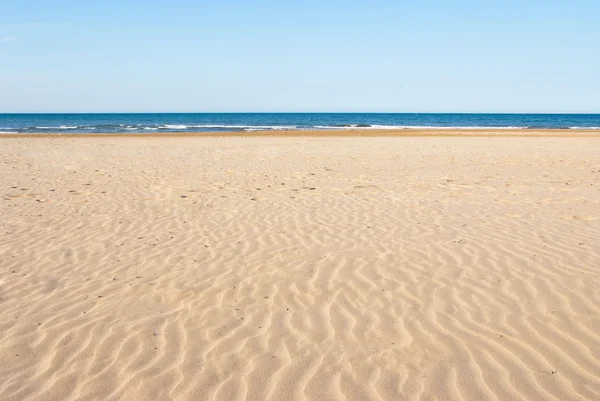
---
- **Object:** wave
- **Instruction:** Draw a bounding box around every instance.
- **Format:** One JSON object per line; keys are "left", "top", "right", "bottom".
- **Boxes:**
{"left": 6, "top": 123, "right": 600, "bottom": 133}
{"left": 158, "top": 124, "right": 188, "bottom": 129}
{"left": 190, "top": 124, "right": 298, "bottom": 130}
{"left": 36, "top": 126, "right": 79, "bottom": 129}
{"left": 313, "top": 125, "right": 527, "bottom": 130}
{"left": 156, "top": 124, "right": 298, "bottom": 131}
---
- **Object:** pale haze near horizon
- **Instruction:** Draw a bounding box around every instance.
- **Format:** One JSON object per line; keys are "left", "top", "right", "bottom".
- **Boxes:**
{"left": 1, "top": 0, "right": 599, "bottom": 113}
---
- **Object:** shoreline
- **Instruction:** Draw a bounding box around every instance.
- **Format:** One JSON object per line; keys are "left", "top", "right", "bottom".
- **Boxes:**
{"left": 2, "top": 128, "right": 600, "bottom": 138}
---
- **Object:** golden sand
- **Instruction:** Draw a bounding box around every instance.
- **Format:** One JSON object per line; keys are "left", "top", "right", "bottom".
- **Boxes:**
{"left": 1, "top": 135, "right": 599, "bottom": 400}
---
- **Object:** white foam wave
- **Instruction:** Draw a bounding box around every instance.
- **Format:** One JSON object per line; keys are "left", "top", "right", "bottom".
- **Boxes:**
{"left": 191, "top": 125, "right": 297, "bottom": 130}
{"left": 19, "top": 123, "right": 599, "bottom": 133}
{"left": 36, "top": 126, "right": 78, "bottom": 129}
{"left": 241, "top": 126, "right": 297, "bottom": 131}
{"left": 159, "top": 124, "right": 188, "bottom": 129}
{"left": 314, "top": 125, "right": 527, "bottom": 130}
{"left": 155, "top": 124, "right": 298, "bottom": 130}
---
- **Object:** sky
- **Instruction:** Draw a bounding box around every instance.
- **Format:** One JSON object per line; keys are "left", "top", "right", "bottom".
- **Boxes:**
{"left": 1, "top": 0, "right": 599, "bottom": 113}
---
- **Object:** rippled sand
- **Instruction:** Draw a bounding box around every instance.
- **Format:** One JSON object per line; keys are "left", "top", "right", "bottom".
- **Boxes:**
{"left": 1, "top": 136, "right": 599, "bottom": 401}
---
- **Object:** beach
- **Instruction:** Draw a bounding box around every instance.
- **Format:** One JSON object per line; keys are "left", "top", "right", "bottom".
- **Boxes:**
{"left": 1, "top": 132, "right": 599, "bottom": 400}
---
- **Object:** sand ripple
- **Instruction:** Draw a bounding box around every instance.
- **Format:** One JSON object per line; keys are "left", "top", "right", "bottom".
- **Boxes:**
{"left": 1, "top": 137, "right": 599, "bottom": 400}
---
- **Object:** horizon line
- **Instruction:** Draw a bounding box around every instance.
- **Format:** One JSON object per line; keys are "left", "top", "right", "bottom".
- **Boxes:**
{"left": 2, "top": 111, "right": 600, "bottom": 115}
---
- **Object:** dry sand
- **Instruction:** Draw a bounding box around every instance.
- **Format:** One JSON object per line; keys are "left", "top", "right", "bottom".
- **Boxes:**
{"left": 1, "top": 133, "right": 599, "bottom": 401}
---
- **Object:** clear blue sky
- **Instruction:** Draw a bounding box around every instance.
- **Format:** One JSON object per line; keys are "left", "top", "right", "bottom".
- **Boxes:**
{"left": 1, "top": 0, "right": 599, "bottom": 113}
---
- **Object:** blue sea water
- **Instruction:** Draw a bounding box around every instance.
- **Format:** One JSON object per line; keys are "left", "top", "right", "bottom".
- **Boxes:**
{"left": 1, "top": 113, "right": 599, "bottom": 134}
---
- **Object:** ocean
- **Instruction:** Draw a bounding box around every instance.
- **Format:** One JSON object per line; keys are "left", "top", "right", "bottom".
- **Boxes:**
{"left": 1, "top": 113, "right": 599, "bottom": 134}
